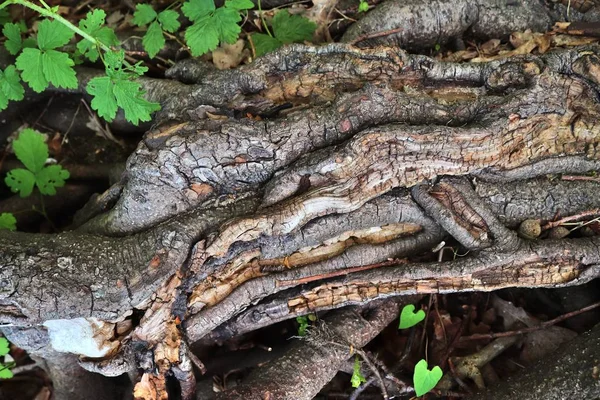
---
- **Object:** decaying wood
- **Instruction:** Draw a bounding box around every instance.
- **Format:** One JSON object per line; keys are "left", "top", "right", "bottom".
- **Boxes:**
{"left": 3, "top": 9, "right": 600, "bottom": 396}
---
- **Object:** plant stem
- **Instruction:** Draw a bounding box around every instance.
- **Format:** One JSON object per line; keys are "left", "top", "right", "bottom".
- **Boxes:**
{"left": 257, "top": 0, "right": 272, "bottom": 37}
{"left": 0, "top": 0, "right": 111, "bottom": 52}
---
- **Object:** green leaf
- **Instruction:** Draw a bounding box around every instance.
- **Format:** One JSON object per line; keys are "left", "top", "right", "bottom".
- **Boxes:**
{"left": 184, "top": 17, "right": 219, "bottom": 56}
{"left": 158, "top": 10, "right": 181, "bottom": 33}
{"left": 42, "top": 49, "right": 78, "bottom": 89}
{"left": 0, "top": 65, "right": 25, "bottom": 110}
{"left": 358, "top": 0, "right": 369, "bottom": 12}
{"left": 37, "top": 19, "right": 74, "bottom": 51}
{"left": 15, "top": 48, "right": 46, "bottom": 92}
{"left": 3, "top": 23, "right": 23, "bottom": 55}
{"left": 132, "top": 4, "right": 157, "bottom": 26}
{"left": 0, "top": 338, "right": 9, "bottom": 356}
{"left": 182, "top": 0, "right": 215, "bottom": 21}
{"left": 413, "top": 359, "right": 442, "bottom": 397}
{"left": 113, "top": 79, "right": 161, "bottom": 124}
{"left": 225, "top": 0, "right": 254, "bottom": 11}
{"left": 143, "top": 21, "right": 165, "bottom": 58}
{"left": 87, "top": 76, "right": 118, "bottom": 121}
{"left": 12, "top": 129, "right": 48, "bottom": 173}
{"left": 0, "top": 364, "right": 13, "bottom": 379}
{"left": 77, "top": 9, "right": 119, "bottom": 62}
{"left": 252, "top": 33, "right": 282, "bottom": 57}
{"left": 0, "top": 213, "right": 16, "bottom": 231}
{"left": 5, "top": 168, "right": 35, "bottom": 197}
{"left": 296, "top": 315, "right": 308, "bottom": 336}
{"left": 350, "top": 356, "right": 366, "bottom": 388}
{"left": 214, "top": 7, "right": 242, "bottom": 44}
{"left": 399, "top": 304, "right": 426, "bottom": 329}
{"left": 271, "top": 11, "right": 316, "bottom": 44}
{"left": 87, "top": 75, "right": 160, "bottom": 124}
{"left": 35, "top": 165, "right": 69, "bottom": 195}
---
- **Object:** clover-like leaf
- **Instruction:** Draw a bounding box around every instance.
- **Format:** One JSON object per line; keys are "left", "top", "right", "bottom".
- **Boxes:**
{"left": 12, "top": 129, "right": 48, "bottom": 173}
{"left": 399, "top": 304, "right": 426, "bottom": 329}
{"left": 5, "top": 168, "right": 35, "bottom": 197}
{"left": 0, "top": 213, "right": 16, "bottom": 231}
{"left": 0, "top": 338, "right": 9, "bottom": 356}
{"left": 413, "top": 359, "right": 442, "bottom": 396}
{"left": 35, "top": 165, "right": 70, "bottom": 195}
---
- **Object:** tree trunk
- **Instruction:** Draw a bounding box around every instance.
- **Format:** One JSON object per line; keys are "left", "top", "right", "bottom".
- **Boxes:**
{"left": 2, "top": 0, "right": 600, "bottom": 398}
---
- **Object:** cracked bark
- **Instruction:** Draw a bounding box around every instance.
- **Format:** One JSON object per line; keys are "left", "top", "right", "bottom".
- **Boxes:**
{"left": 2, "top": 4, "right": 600, "bottom": 397}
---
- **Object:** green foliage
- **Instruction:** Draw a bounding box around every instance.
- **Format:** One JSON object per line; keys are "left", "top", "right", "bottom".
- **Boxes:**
{"left": 132, "top": 4, "right": 181, "bottom": 58}
{"left": 87, "top": 50, "right": 161, "bottom": 124}
{"left": 296, "top": 313, "right": 316, "bottom": 336}
{"left": 77, "top": 9, "right": 119, "bottom": 62}
{"left": 398, "top": 304, "right": 426, "bottom": 329}
{"left": 350, "top": 356, "right": 367, "bottom": 388}
{"left": 0, "top": 213, "right": 16, "bottom": 231}
{"left": 413, "top": 359, "right": 442, "bottom": 396}
{"left": 252, "top": 11, "right": 316, "bottom": 57}
{"left": 0, "top": 337, "right": 13, "bottom": 379}
{"left": 0, "top": 65, "right": 25, "bottom": 110}
{"left": 3, "top": 22, "right": 23, "bottom": 55}
{"left": 15, "top": 19, "right": 77, "bottom": 92}
{"left": 182, "top": 0, "right": 254, "bottom": 56}
{"left": 4, "top": 129, "right": 69, "bottom": 197}
{"left": 358, "top": 0, "right": 369, "bottom": 12}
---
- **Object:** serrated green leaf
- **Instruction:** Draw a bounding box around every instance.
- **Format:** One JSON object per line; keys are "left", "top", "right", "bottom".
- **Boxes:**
{"left": 225, "top": 0, "right": 254, "bottom": 11}
{"left": 358, "top": 0, "right": 369, "bottom": 12}
{"left": 0, "top": 364, "right": 13, "bottom": 380}
{"left": 3, "top": 23, "right": 23, "bottom": 55}
{"left": 185, "top": 18, "right": 219, "bottom": 56}
{"left": 112, "top": 79, "right": 161, "bottom": 124}
{"left": 413, "top": 360, "right": 443, "bottom": 396}
{"left": 272, "top": 11, "right": 316, "bottom": 44}
{"left": 37, "top": 19, "right": 74, "bottom": 51}
{"left": 5, "top": 168, "right": 35, "bottom": 197}
{"left": 12, "top": 129, "right": 48, "bottom": 173}
{"left": 0, "top": 338, "right": 9, "bottom": 357}
{"left": 23, "top": 38, "right": 36, "bottom": 49}
{"left": 35, "top": 165, "right": 69, "bottom": 195}
{"left": 143, "top": 21, "right": 165, "bottom": 58}
{"left": 78, "top": 9, "right": 119, "bottom": 62}
{"left": 0, "top": 213, "right": 16, "bottom": 231}
{"left": 350, "top": 357, "right": 366, "bottom": 388}
{"left": 158, "top": 10, "right": 180, "bottom": 33}
{"left": 42, "top": 49, "right": 78, "bottom": 89}
{"left": 132, "top": 4, "right": 157, "bottom": 26}
{"left": 15, "top": 48, "right": 47, "bottom": 92}
{"left": 252, "top": 33, "right": 281, "bottom": 57}
{"left": 214, "top": 7, "right": 242, "bottom": 44}
{"left": 0, "top": 65, "right": 25, "bottom": 110}
{"left": 182, "top": 0, "right": 215, "bottom": 21}
{"left": 87, "top": 76, "right": 118, "bottom": 121}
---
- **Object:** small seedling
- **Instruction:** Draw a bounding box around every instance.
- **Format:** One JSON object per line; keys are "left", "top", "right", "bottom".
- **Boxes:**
{"left": 0, "top": 213, "right": 16, "bottom": 231}
{"left": 0, "top": 337, "right": 14, "bottom": 379}
{"left": 4, "top": 129, "right": 69, "bottom": 198}
{"left": 413, "top": 359, "right": 442, "bottom": 396}
{"left": 398, "top": 304, "right": 426, "bottom": 329}
{"left": 296, "top": 313, "right": 316, "bottom": 336}
{"left": 358, "top": 0, "right": 369, "bottom": 12}
{"left": 350, "top": 356, "right": 366, "bottom": 388}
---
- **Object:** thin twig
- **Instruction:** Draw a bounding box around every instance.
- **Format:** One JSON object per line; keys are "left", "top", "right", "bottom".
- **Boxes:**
{"left": 350, "top": 28, "right": 403, "bottom": 46}
{"left": 541, "top": 208, "right": 600, "bottom": 230}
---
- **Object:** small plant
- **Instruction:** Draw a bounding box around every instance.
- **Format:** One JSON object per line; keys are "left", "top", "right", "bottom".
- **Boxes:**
{"left": 350, "top": 355, "right": 366, "bottom": 388}
{"left": 0, "top": 337, "right": 14, "bottom": 379}
{"left": 0, "top": 213, "right": 16, "bottom": 231}
{"left": 358, "top": 0, "right": 369, "bottom": 12}
{"left": 398, "top": 304, "right": 426, "bottom": 329}
{"left": 132, "top": 4, "right": 181, "bottom": 58}
{"left": 296, "top": 313, "right": 316, "bottom": 336}
{"left": 413, "top": 359, "right": 442, "bottom": 396}
{"left": 398, "top": 304, "right": 443, "bottom": 396}
{"left": 252, "top": 10, "right": 316, "bottom": 57}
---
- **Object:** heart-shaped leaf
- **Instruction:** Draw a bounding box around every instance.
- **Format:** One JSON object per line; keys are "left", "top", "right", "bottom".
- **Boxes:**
{"left": 413, "top": 359, "right": 443, "bottom": 397}
{"left": 398, "top": 304, "right": 425, "bottom": 329}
